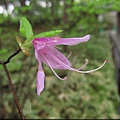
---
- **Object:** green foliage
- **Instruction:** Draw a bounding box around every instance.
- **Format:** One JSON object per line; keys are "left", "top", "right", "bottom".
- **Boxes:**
{"left": 0, "top": 14, "right": 9, "bottom": 24}
{"left": 0, "top": 0, "right": 120, "bottom": 35}
{"left": 20, "top": 17, "right": 33, "bottom": 41}
{"left": 0, "top": 48, "right": 8, "bottom": 55}
{"left": 34, "top": 30, "right": 63, "bottom": 38}
{"left": 20, "top": 17, "right": 63, "bottom": 39}
{"left": 23, "top": 99, "right": 32, "bottom": 116}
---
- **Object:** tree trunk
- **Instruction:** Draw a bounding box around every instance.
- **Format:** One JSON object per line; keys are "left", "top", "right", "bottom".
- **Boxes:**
{"left": 62, "top": 0, "right": 74, "bottom": 51}
{"left": 50, "top": 0, "right": 55, "bottom": 25}
{"left": 19, "top": 0, "right": 26, "bottom": 6}
{"left": 2, "top": 0, "right": 8, "bottom": 13}
{"left": 62, "top": 0, "right": 75, "bottom": 30}
{"left": 117, "top": 12, "right": 120, "bottom": 35}
{"left": 63, "top": 0, "right": 69, "bottom": 30}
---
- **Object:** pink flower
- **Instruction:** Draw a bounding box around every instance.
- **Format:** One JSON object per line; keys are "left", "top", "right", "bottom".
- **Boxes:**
{"left": 32, "top": 35, "right": 106, "bottom": 96}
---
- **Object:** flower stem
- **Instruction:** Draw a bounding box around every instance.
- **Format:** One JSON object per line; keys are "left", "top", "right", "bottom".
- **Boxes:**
{"left": 2, "top": 63, "right": 25, "bottom": 119}
{"left": 0, "top": 48, "right": 25, "bottom": 119}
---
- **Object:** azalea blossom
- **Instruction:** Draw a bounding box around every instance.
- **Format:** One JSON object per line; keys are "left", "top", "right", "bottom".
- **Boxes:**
{"left": 32, "top": 35, "right": 107, "bottom": 96}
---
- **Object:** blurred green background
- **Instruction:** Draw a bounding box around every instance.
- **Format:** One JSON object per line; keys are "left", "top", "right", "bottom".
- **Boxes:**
{"left": 0, "top": 0, "right": 120, "bottom": 119}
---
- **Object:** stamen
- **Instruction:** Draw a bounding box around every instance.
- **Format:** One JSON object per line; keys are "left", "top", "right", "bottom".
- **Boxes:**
{"left": 67, "top": 51, "right": 72, "bottom": 59}
{"left": 47, "top": 50, "right": 107, "bottom": 74}
{"left": 77, "top": 59, "right": 89, "bottom": 70}
{"left": 54, "top": 46, "right": 63, "bottom": 50}
{"left": 78, "top": 60, "right": 107, "bottom": 73}
{"left": 41, "top": 53, "right": 67, "bottom": 80}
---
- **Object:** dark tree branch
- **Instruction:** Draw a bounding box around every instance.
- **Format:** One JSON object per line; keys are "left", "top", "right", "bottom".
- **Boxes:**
{"left": 0, "top": 48, "right": 21, "bottom": 65}
{"left": 0, "top": 48, "right": 25, "bottom": 119}
{"left": 2, "top": 64, "right": 25, "bottom": 119}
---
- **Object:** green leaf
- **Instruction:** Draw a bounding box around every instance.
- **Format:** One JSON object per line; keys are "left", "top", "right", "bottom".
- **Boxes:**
{"left": 34, "top": 30, "right": 63, "bottom": 38}
{"left": 19, "top": 17, "right": 33, "bottom": 40}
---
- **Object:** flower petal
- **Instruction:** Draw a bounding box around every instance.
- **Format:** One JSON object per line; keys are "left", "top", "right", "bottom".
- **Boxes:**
{"left": 53, "top": 35, "right": 90, "bottom": 46}
{"left": 33, "top": 35, "right": 90, "bottom": 49}
{"left": 35, "top": 50, "right": 43, "bottom": 70}
{"left": 35, "top": 50, "right": 44, "bottom": 96}
{"left": 36, "top": 71, "right": 45, "bottom": 96}
{"left": 39, "top": 46, "right": 71, "bottom": 69}
{"left": 33, "top": 40, "right": 46, "bottom": 50}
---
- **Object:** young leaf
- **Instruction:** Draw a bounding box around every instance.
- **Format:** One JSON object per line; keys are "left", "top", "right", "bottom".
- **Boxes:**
{"left": 34, "top": 30, "right": 63, "bottom": 38}
{"left": 20, "top": 17, "right": 33, "bottom": 40}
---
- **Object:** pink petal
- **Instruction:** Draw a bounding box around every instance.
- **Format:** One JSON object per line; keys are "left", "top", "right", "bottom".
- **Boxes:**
{"left": 35, "top": 51, "right": 44, "bottom": 96}
{"left": 35, "top": 50, "right": 43, "bottom": 70}
{"left": 36, "top": 71, "right": 45, "bottom": 96}
{"left": 53, "top": 35, "right": 90, "bottom": 46}
{"left": 33, "top": 35, "right": 90, "bottom": 49}
{"left": 33, "top": 36, "right": 60, "bottom": 43}
{"left": 33, "top": 40, "right": 46, "bottom": 50}
{"left": 39, "top": 46, "right": 71, "bottom": 69}
{"left": 33, "top": 36, "right": 60, "bottom": 50}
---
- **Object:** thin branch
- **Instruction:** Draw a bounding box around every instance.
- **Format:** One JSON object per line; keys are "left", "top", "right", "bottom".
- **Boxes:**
{"left": 2, "top": 63, "right": 25, "bottom": 119}
{"left": 0, "top": 48, "right": 21, "bottom": 65}
{"left": 0, "top": 48, "right": 25, "bottom": 119}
